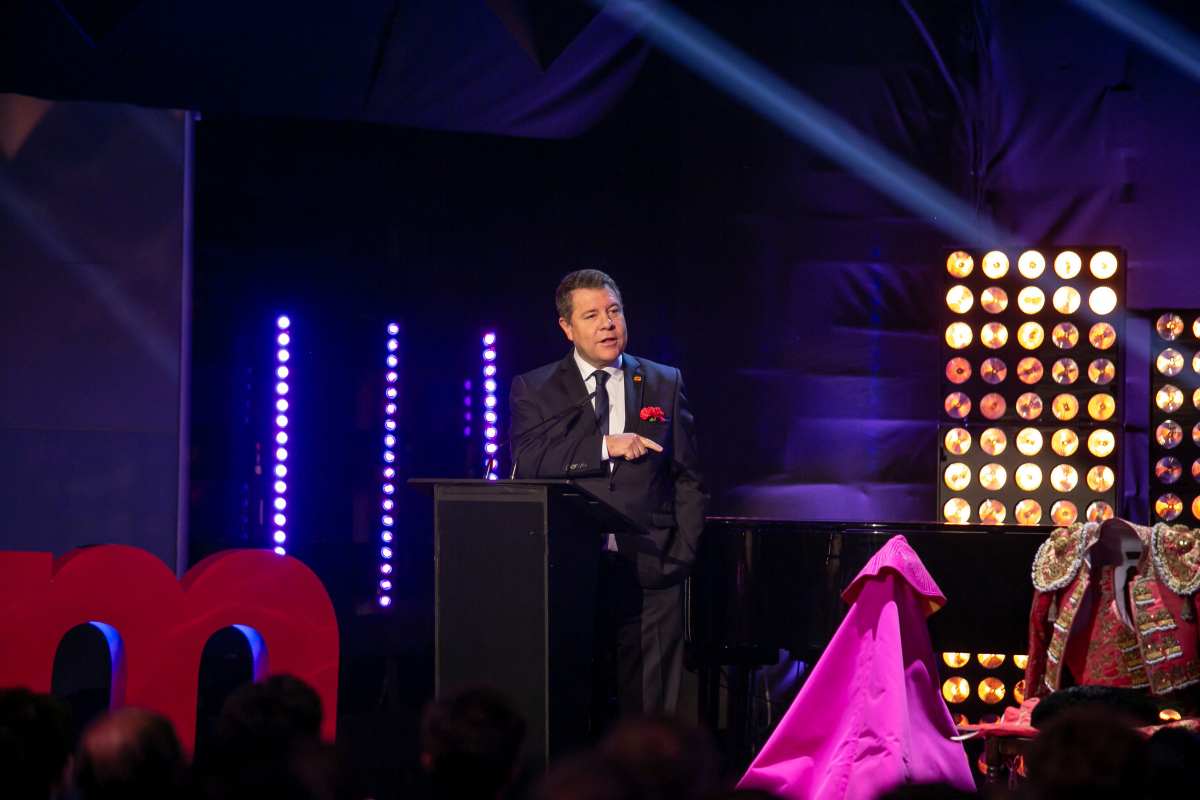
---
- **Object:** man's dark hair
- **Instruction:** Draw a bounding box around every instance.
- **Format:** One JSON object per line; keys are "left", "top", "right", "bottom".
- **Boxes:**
{"left": 1025, "top": 708, "right": 1149, "bottom": 799}
{"left": 420, "top": 686, "right": 526, "bottom": 800}
{"left": 74, "top": 707, "right": 187, "bottom": 800}
{"left": 555, "top": 270, "right": 622, "bottom": 322}
{"left": 0, "top": 687, "right": 73, "bottom": 800}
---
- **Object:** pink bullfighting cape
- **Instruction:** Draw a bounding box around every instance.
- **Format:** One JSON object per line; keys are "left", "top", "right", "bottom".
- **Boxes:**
{"left": 738, "top": 535, "right": 974, "bottom": 799}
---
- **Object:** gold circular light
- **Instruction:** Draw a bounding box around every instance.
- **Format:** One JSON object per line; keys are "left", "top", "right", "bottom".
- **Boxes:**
{"left": 1194, "top": 317, "right": 1200, "bottom": 338}
{"left": 1051, "top": 322, "right": 1079, "bottom": 350}
{"left": 943, "top": 676, "right": 970, "bottom": 703}
{"left": 1156, "top": 456, "right": 1182, "bottom": 484}
{"left": 1051, "top": 464, "right": 1079, "bottom": 492}
{"left": 1013, "top": 654, "right": 1029, "bottom": 670}
{"left": 1088, "top": 393, "right": 1116, "bottom": 421}
{"left": 1017, "top": 286, "right": 1045, "bottom": 314}
{"left": 1087, "top": 465, "right": 1115, "bottom": 492}
{"left": 979, "top": 499, "right": 1007, "bottom": 524}
{"left": 1088, "top": 358, "right": 1115, "bottom": 385}
{"left": 946, "top": 357, "right": 971, "bottom": 384}
{"left": 947, "top": 251, "right": 974, "bottom": 278}
{"left": 1017, "top": 427, "right": 1043, "bottom": 456}
{"left": 944, "top": 462, "right": 972, "bottom": 491}
{"left": 1017, "top": 357, "right": 1044, "bottom": 384}
{"left": 1156, "top": 493, "right": 1183, "bottom": 522}
{"left": 979, "top": 463, "right": 1007, "bottom": 490}
{"left": 1195, "top": 387, "right": 1200, "bottom": 410}
{"left": 980, "top": 393, "right": 1007, "bottom": 420}
{"left": 980, "top": 357, "right": 1007, "bottom": 384}
{"left": 1052, "top": 286, "right": 1081, "bottom": 314}
{"left": 944, "top": 427, "right": 971, "bottom": 455}
{"left": 946, "top": 285, "right": 974, "bottom": 314}
{"left": 981, "top": 322, "right": 1008, "bottom": 349}
{"left": 1088, "top": 287, "right": 1118, "bottom": 316}
{"left": 1194, "top": 422, "right": 1200, "bottom": 446}
{"left": 1052, "top": 428, "right": 1079, "bottom": 457}
{"left": 1157, "top": 348, "right": 1184, "bottom": 377}
{"left": 1090, "top": 250, "right": 1118, "bottom": 279}
{"left": 1052, "top": 358, "right": 1079, "bottom": 385}
{"left": 978, "top": 677, "right": 1006, "bottom": 704}
{"left": 945, "top": 392, "right": 971, "bottom": 419}
{"left": 1014, "top": 679, "right": 1028, "bottom": 705}
{"left": 1015, "top": 499, "right": 1043, "bottom": 525}
{"left": 1051, "top": 500, "right": 1078, "bottom": 525}
{"left": 1089, "top": 323, "right": 1117, "bottom": 350}
{"left": 1156, "top": 313, "right": 1184, "bottom": 341}
{"left": 977, "top": 653, "right": 1005, "bottom": 669}
{"left": 982, "top": 251, "right": 1010, "bottom": 279}
{"left": 980, "top": 286, "right": 1008, "bottom": 314}
{"left": 1157, "top": 384, "right": 1184, "bottom": 413}
{"left": 1087, "top": 501, "right": 1115, "bottom": 523}
{"left": 1017, "top": 250, "right": 1045, "bottom": 279}
{"left": 1016, "top": 463, "right": 1043, "bottom": 491}
{"left": 1089, "top": 429, "right": 1116, "bottom": 457}
{"left": 1157, "top": 420, "right": 1183, "bottom": 449}
{"left": 1161, "top": 708, "right": 1183, "bottom": 723}
{"left": 1193, "top": 460, "right": 1200, "bottom": 481}
{"left": 944, "top": 497, "right": 971, "bottom": 524}
{"left": 1017, "top": 392, "right": 1044, "bottom": 420}
{"left": 1193, "top": 496, "right": 1200, "bottom": 520}
{"left": 1051, "top": 393, "right": 1078, "bottom": 421}
{"left": 980, "top": 429, "right": 1007, "bottom": 457}
{"left": 943, "top": 652, "right": 970, "bottom": 669}
{"left": 1017, "top": 321, "right": 1044, "bottom": 349}
{"left": 945, "top": 322, "right": 973, "bottom": 349}
{"left": 1054, "top": 250, "right": 1082, "bottom": 279}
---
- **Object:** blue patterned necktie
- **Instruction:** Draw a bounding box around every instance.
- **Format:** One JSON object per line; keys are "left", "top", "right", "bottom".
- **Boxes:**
{"left": 592, "top": 370, "right": 610, "bottom": 436}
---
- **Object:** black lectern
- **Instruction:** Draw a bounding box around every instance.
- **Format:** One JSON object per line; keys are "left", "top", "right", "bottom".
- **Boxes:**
{"left": 410, "top": 479, "right": 643, "bottom": 767}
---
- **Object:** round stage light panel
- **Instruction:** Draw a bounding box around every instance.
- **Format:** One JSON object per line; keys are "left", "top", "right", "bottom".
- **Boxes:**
{"left": 945, "top": 392, "right": 971, "bottom": 419}
{"left": 1017, "top": 250, "right": 1045, "bottom": 279}
{"left": 1087, "top": 501, "right": 1115, "bottom": 523}
{"left": 1157, "top": 384, "right": 1184, "bottom": 413}
{"left": 1088, "top": 393, "right": 1116, "bottom": 421}
{"left": 1015, "top": 499, "right": 1043, "bottom": 525}
{"left": 1194, "top": 460, "right": 1200, "bottom": 481}
{"left": 1052, "top": 358, "right": 1079, "bottom": 385}
{"left": 946, "top": 357, "right": 971, "bottom": 384}
{"left": 979, "top": 463, "right": 1007, "bottom": 490}
{"left": 1051, "top": 322, "right": 1079, "bottom": 350}
{"left": 980, "top": 357, "right": 1007, "bottom": 384}
{"left": 1017, "top": 286, "right": 1045, "bottom": 314}
{"left": 1051, "top": 500, "right": 1078, "bottom": 526}
{"left": 980, "top": 287, "right": 1008, "bottom": 314}
{"left": 1051, "top": 464, "right": 1078, "bottom": 492}
{"left": 1088, "top": 429, "right": 1116, "bottom": 458}
{"left": 1156, "top": 457, "right": 1182, "bottom": 484}
{"left": 978, "top": 677, "right": 1006, "bottom": 704}
{"left": 944, "top": 497, "right": 971, "bottom": 524}
{"left": 1016, "top": 427, "right": 1043, "bottom": 456}
{"left": 1089, "top": 323, "right": 1117, "bottom": 350}
{"left": 980, "top": 429, "right": 1007, "bottom": 456}
{"left": 945, "top": 322, "right": 972, "bottom": 349}
{"left": 946, "top": 285, "right": 974, "bottom": 314}
{"left": 982, "top": 251, "right": 1010, "bottom": 279}
{"left": 944, "top": 463, "right": 971, "bottom": 491}
{"left": 1013, "top": 679, "right": 1027, "bottom": 705}
{"left": 1017, "top": 357, "right": 1043, "bottom": 384}
{"left": 944, "top": 427, "right": 971, "bottom": 455}
{"left": 943, "top": 677, "right": 970, "bottom": 703}
{"left": 1017, "top": 321, "right": 1044, "bottom": 349}
{"left": 947, "top": 251, "right": 974, "bottom": 278}
{"left": 1053, "top": 286, "right": 1081, "bottom": 314}
{"left": 981, "top": 322, "right": 1008, "bottom": 349}
{"left": 1157, "top": 493, "right": 1183, "bottom": 522}
{"left": 979, "top": 499, "right": 1007, "bottom": 524}
{"left": 1194, "top": 388, "right": 1200, "bottom": 410}
{"left": 1089, "top": 251, "right": 1119, "bottom": 279}
{"left": 1158, "top": 348, "right": 1184, "bottom": 377}
{"left": 1087, "top": 465, "right": 1115, "bottom": 492}
{"left": 1013, "top": 655, "right": 1029, "bottom": 670}
{"left": 943, "top": 652, "right": 970, "bottom": 669}
{"left": 1051, "top": 428, "right": 1079, "bottom": 457}
{"left": 977, "top": 653, "right": 1005, "bottom": 669}
{"left": 1194, "top": 422, "right": 1200, "bottom": 446}
{"left": 1088, "top": 358, "right": 1115, "bottom": 385}
{"left": 1157, "top": 313, "right": 1184, "bottom": 341}
{"left": 1054, "top": 251, "right": 1082, "bottom": 279}
{"left": 1051, "top": 393, "right": 1078, "bottom": 421}
{"left": 1157, "top": 420, "right": 1183, "bottom": 449}
{"left": 1017, "top": 392, "right": 1044, "bottom": 420}
{"left": 1194, "top": 496, "right": 1200, "bottom": 520}
{"left": 1088, "top": 287, "right": 1117, "bottom": 315}
{"left": 980, "top": 393, "right": 1006, "bottom": 420}
{"left": 1015, "top": 463, "right": 1043, "bottom": 492}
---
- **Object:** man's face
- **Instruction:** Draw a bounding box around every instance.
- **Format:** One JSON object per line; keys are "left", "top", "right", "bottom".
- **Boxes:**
{"left": 559, "top": 287, "right": 627, "bottom": 367}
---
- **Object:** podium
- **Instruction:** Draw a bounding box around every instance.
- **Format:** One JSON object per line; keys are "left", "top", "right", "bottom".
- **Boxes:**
{"left": 410, "top": 479, "right": 644, "bottom": 767}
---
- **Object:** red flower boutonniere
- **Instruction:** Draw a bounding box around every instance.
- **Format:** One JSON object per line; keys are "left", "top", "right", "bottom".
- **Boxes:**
{"left": 639, "top": 406, "right": 667, "bottom": 423}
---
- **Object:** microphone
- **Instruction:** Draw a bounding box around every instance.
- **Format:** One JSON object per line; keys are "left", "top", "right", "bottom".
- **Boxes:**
{"left": 507, "top": 390, "right": 597, "bottom": 479}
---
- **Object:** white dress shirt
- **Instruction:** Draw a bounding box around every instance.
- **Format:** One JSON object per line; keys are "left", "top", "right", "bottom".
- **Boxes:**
{"left": 573, "top": 348, "right": 624, "bottom": 461}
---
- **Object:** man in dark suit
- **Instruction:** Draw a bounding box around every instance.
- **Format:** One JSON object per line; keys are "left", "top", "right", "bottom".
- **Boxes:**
{"left": 509, "top": 269, "right": 707, "bottom": 715}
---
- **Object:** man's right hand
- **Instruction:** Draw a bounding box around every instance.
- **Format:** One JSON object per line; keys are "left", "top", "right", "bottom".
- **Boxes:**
{"left": 605, "top": 432, "right": 664, "bottom": 461}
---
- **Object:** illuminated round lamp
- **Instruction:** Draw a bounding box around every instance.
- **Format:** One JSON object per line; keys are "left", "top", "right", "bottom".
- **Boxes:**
{"left": 1193, "top": 496, "right": 1200, "bottom": 520}
{"left": 944, "top": 392, "right": 971, "bottom": 419}
{"left": 980, "top": 393, "right": 1006, "bottom": 420}
{"left": 1088, "top": 393, "right": 1116, "bottom": 421}
{"left": 1017, "top": 392, "right": 1044, "bottom": 420}
{"left": 1087, "top": 465, "right": 1115, "bottom": 492}
{"left": 1195, "top": 317, "right": 1200, "bottom": 338}
{"left": 980, "top": 429, "right": 1007, "bottom": 456}
{"left": 1013, "top": 679, "right": 1027, "bottom": 705}
{"left": 1015, "top": 499, "right": 1043, "bottom": 525}
{"left": 1157, "top": 420, "right": 1183, "bottom": 449}
{"left": 1050, "top": 393, "right": 1078, "bottom": 421}
{"left": 981, "top": 322, "right": 1008, "bottom": 349}
{"left": 943, "top": 497, "right": 971, "bottom": 524}
{"left": 1088, "top": 287, "right": 1118, "bottom": 316}
{"left": 944, "top": 463, "right": 972, "bottom": 492}
{"left": 1160, "top": 709, "right": 1183, "bottom": 723}
{"left": 1017, "top": 250, "right": 1045, "bottom": 279}
{"left": 1015, "top": 463, "right": 1043, "bottom": 492}
{"left": 1088, "top": 429, "right": 1116, "bottom": 458}
{"left": 1054, "top": 250, "right": 1082, "bottom": 279}
{"left": 1087, "top": 501, "right": 1115, "bottom": 523}
{"left": 947, "top": 250, "right": 974, "bottom": 277}
{"left": 944, "top": 427, "right": 971, "bottom": 455}
{"left": 1017, "top": 286, "right": 1045, "bottom": 314}
{"left": 1157, "top": 384, "right": 1184, "bottom": 413}
{"left": 1155, "top": 456, "right": 1182, "bottom": 485}
{"left": 1051, "top": 322, "right": 1079, "bottom": 350}
{"left": 1089, "top": 250, "right": 1118, "bottom": 279}
{"left": 1052, "top": 286, "right": 1081, "bottom": 314}
{"left": 977, "top": 653, "right": 1005, "bottom": 669}
{"left": 978, "top": 677, "right": 1006, "bottom": 704}
{"left": 1052, "top": 428, "right": 1080, "bottom": 457}
{"left": 1013, "top": 654, "right": 1029, "bottom": 670}
{"left": 1194, "top": 387, "right": 1200, "bottom": 410}
{"left": 1051, "top": 500, "right": 1078, "bottom": 526}
{"left": 1088, "top": 358, "right": 1115, "bottom": 385}
{"left": 942, "top": 676, "right": 970, "bottom": 704}
{"left": 1051, "top": 464, "right": 1079, "bottom": 492}
{"left": 1016, "top": 427, "right": 1043, "bottom": 456}
{"left": 980, "top": 357, "right": 1007, "bottom": 384}
{"left": 1156, "top": 493, "right": 1183, "bottom": 522}
{"left": 1157, "top": 348, "right": 1184, "bottom": 376}
{"left": 1017, "top": 321, "right": 1044, "bottom": 349}
{"left": 946, "top": 285, "right": 974, "bottom": 314}
{"left": 1194, "top": 460, "right": 1200, "bottom": 481}
{"left": 979, "top": 499, "right": 1007, "bottom": 524}
{"left": 945, "top": 322, "right": 973, "bottom": 349}
{"left": 1017, "top": 357, "right": 1043, "bottom": 384}
{"left": 982, "top": 251, "right": 1010, "bottom": 279}
{"left": 1089, "top": 322, "right": 1117, "bottom": 350}
{"left": 1194, "top": 422, "right": 1200, "bottom": 446}
{"left": 945, "top": 357, "right": 971, "bottom": 384}
{"left": 1051, "top": 358, "right": 1079, "bottom": 385}
{"left": 943, "top": 652, "right": 971, "bottom": 669}
{"left": 979, "top": 463, "right": 1007, "bottom": 491}
{"left": 1156, "top": 313, "right": 1184, "bottom": 341}
{"left": 980, "top": 286, "right": 1008, "bottom": 314}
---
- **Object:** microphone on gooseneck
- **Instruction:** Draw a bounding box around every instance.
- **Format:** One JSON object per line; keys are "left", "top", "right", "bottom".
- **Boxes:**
{"left": 507, "top": 390, "right": 598, "bottom": 479}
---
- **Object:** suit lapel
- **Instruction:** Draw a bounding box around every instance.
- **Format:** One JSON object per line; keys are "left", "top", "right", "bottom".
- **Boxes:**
{"left": 553, "top": 350, "right": 590, "bottom": 410}
{"left": 623, "top": 353, "right": 645, "bottom": 435}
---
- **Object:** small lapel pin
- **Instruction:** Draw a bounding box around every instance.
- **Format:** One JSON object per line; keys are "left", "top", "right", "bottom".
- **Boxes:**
{"left": 633, "top": 375, "right": 643, "bottom": 382}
